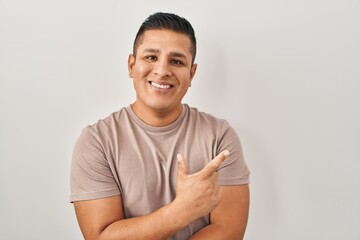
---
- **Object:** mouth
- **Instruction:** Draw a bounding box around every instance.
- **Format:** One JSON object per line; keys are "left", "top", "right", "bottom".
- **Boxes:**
{"left": 148, "top": 81, "right": 174, "bottom": 89}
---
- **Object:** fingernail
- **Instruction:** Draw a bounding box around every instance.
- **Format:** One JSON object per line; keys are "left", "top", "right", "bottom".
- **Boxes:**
{"left": 223, "top": 150, "right": 230, "bottom": 157}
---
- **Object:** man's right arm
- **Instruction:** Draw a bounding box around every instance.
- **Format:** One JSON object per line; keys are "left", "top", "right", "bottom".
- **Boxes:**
{"left": 74, "top": 194, "right": 188, "bottom": 240}
{"left": 73, "top": 151, "right": 229, "bottom": 240}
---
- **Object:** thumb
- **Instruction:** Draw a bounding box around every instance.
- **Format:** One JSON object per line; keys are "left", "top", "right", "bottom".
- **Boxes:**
{"left": 177, "top": 153, "right": 189, "bottom": 176}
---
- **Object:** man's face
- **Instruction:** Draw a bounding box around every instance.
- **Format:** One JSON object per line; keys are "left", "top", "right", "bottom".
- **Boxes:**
{"left": 128, "top": 29, "right": 197, "bottom": 115}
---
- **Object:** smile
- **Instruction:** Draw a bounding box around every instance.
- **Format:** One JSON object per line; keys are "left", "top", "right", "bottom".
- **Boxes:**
{"left": 149, "top": 81, "right": 173, "bottom": 89}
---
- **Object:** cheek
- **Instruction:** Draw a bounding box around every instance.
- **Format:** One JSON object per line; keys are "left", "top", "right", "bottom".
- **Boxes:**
{"left": 178, "top": 72, "right": 192, "bottom": 85}
{"left": 135, "top": 63, "right": 151, "bottom": 77}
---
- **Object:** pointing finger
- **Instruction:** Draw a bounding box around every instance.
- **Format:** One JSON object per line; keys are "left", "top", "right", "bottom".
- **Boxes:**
{"left": 200, "top": 150, "right": 230, "bottom": 178}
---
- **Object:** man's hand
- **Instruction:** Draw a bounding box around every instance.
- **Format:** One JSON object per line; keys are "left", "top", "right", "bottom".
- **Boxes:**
{"left": 174, "top": 150, "right": 230, "bottom": 223}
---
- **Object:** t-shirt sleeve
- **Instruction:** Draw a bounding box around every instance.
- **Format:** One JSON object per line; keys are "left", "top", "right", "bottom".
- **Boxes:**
{"left": 70, "top": 127, "right": 120, "bottom": 202}
{"left": 217, "top": 120, "right": 250, "bottom": 185}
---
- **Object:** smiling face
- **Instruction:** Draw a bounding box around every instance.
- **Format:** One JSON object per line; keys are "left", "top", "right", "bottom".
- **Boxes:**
{"left": 128, "top": 29, "right": 197, "bottom": 126}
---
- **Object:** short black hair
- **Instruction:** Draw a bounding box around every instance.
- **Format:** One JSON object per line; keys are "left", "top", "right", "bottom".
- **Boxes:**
{"left": 133, "top": 12, "right": 197, "bottom": 64}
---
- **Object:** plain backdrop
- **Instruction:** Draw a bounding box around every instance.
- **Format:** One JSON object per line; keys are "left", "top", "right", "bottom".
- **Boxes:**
{"left": 1, "top": 0, "right": 359, "bottom": 239}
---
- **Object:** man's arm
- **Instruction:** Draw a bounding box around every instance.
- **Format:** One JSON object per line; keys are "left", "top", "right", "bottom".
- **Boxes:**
{"left": 74, "top": 194, "right": 189, "bottom": 240}
{"left": 73, "top": 151, "right": 230, "bottom": 240}
{"left": 189, "top": 184, "right": 250, "bottom": 240}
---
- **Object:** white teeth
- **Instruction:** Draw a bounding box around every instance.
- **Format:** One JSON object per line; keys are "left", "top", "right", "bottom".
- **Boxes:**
{"left": 150, "top": 81, "right": 172, "bottom": 89}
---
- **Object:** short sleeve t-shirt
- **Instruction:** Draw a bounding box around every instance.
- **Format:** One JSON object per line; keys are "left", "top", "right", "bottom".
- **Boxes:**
{"left": 70, "top": 104, "right": 250, "bottom": 239}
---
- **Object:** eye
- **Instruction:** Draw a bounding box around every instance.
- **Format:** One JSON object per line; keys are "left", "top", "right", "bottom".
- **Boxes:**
{"left": 171, "top": 59, "right": 183, "bottom": 65}
{"left": 145, "top": 55, "right": 157, "bottom": 61}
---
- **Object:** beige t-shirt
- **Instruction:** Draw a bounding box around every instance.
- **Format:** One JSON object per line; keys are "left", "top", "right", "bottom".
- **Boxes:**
{"left": 70, "top": 104, "right": 250, "bottom": 239}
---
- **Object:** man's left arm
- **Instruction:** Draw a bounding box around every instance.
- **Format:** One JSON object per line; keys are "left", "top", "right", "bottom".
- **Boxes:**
{"left": 189, "top": 184, "right": 250, "bottom": 240}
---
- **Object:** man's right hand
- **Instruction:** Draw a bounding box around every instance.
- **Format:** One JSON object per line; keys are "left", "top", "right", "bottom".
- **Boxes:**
{"left": 174, "top": 150, "right": 230, "bottom": 223}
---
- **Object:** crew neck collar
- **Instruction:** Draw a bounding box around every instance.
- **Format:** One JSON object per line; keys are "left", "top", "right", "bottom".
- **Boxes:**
{"left": 125, "top": 104, "right": 188, "bottom": 133}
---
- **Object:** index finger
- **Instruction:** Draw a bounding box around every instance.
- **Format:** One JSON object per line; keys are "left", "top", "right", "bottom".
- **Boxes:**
{"left": 200, "top": 150, "right": 230, "bottom": 178}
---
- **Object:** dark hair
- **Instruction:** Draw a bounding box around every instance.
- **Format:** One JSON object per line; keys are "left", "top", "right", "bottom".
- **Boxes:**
{"left": 133, "top": 12, "right": 197, "bottom": 64}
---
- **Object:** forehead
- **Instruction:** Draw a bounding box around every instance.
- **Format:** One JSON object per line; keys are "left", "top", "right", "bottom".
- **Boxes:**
{"left": 136, "top": 29, "right": 192, "bottom": 56}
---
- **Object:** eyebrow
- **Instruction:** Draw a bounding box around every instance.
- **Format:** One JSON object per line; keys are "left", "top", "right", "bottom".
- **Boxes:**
{"left": 143, "top": 48, "right": 187, "bottom": 59}
{"left": 143, "top": 48, "right": 160, "bottom": 53}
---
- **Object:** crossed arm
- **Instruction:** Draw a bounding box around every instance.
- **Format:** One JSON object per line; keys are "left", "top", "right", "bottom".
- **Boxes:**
{"left": 73, "top": 151, "right": 250, "bottom": 240}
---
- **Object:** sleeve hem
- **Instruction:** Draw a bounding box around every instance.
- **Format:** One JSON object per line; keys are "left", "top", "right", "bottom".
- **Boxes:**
{"left": 218, "top": 178, "right": 250, "bottom": 186}
{"left": 70, "top": 189, "right": 120, "bottom": 203}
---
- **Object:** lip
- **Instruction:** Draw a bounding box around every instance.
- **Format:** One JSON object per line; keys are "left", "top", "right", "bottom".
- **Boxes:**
{"left": 148, "top": 81, "right": 175, "bottom": 90}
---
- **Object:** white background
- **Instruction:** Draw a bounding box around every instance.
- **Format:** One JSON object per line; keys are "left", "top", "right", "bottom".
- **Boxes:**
{"left": 1, "top": 0, "right": 359, "bottom": 239}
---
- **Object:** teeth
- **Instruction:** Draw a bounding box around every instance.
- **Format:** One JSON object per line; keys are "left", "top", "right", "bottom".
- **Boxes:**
{"left": 150, "top": 81, "right": 172, "bottom": 89}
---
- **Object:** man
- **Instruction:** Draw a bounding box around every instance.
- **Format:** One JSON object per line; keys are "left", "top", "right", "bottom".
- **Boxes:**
{"left": 70, "top": 12, "right": 250, "bottom": 240}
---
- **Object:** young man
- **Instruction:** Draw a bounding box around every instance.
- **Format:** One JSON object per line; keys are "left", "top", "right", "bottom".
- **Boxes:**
{"left": 70, "top": 12, "right": 250, "bottom": 240}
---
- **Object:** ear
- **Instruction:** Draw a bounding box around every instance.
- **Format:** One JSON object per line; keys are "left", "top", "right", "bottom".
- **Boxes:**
{"left": 128, "top": 54, "right": 135, "bottom": 78}
{"left": 189, "top": 63, "right": 198, "bottom": 86}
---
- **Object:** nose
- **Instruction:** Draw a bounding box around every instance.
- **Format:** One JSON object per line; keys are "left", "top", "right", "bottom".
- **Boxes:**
{"left": 153, "top": 59, "right": 172, "bottom": 78}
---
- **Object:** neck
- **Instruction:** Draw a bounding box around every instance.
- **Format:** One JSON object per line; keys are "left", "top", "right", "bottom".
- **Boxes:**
{"left": 130, "top": 103, "right": 183, "bottom": 127}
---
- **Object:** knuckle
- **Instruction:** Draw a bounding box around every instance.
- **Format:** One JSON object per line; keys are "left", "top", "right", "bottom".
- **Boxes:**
{"left": 209, "top": 161, "right": 218, "bottom": 170}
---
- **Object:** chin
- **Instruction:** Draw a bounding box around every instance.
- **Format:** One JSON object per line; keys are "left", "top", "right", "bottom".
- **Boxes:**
{"left": 150, "top": 104, "right": 172, "bottom": 112}
{"left": 148, "top": 101, "right": 179, "bottom": 112}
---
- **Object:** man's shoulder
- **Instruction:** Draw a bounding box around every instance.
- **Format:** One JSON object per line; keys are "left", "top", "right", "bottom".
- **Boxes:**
{"left": 82, "top": 107, "right": 130, "bottom": 133}
{"left": 186, "top": 104, "right": 227, "bottom": 126}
